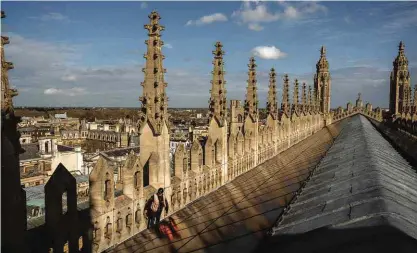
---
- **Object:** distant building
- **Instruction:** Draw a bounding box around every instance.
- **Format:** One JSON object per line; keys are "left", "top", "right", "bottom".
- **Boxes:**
{"left": 25, "top": 174, "right": 89, "bottom": 221}
{"left": 19, "top": 137, "right": 84, "bottom": 187}
{"left": 54, "top": 112, "right": 67, "bottom": 119}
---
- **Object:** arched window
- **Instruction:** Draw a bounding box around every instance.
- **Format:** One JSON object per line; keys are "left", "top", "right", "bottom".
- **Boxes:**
{"left": 237, "top": 114, "right": 243, "bottom": 123}
{"left": 134, "top": 171, "right": 141, "bottom": 189}
{"left": 198, "top": 151, "right": 203, "bottom": 167}
{"left": 105, "top": 217, "right": 112, "bottom": 239}
{"left": 116, "top": 213, "right": 123, "bottom": 232}
{"left": 62, "top": 191, "right": 67, "bottom": 215}
{"left": 183, "top": 157, "right": 188, "bottom": 173}
{"left": 212, "top": 144, "right": 216, "bottom": 165}
{"left": 126, "top": 212, "right": 132, "bottom": 228}
{"left": 44, "top": 142, "right": 49, "bottom": 153}
{"left": 135, "top": 206, "right": 141, "bottom": 224}
{"left": 104, "top": 180, "right": 111, "bottom": 201}
{"left": 78, "top": 236, "right": 83, "bottom": 251}
{"left": 143, "top": 160, "right": 149, "bottom": 187}
{"left": 63, "top": 241, "right": 69, "bottom": 253}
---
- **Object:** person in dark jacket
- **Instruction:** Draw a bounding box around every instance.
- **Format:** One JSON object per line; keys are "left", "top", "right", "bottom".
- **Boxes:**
{"left": 144, "top": 188, "right": 169, "bottom": 229}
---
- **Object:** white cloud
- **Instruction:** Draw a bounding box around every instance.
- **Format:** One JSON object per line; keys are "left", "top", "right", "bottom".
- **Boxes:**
{"left": 251, "top": 46, "right": 287, "bottom": 60}
{"left": 140, "top": 2, "right": 148, "bottom": 9}
{"left": 44, "top": 87, "right": 87, "bottom": 96}
{"left": 232, "top": 1, "right": 328, "bottom": 31}
{"left": 186, "top": 13, "right": 228, "bottom": 26}
{"left": 284, "top": 6, "right": 298, "bottom": 19}
{"left": 61, "top": 74, "right": 77, "bottom": 81}
{"left": 232, "top": 2, "right": 280, "bottom": 24}
{"left": 44, "top": 88, "right": 60, "bottom": 95}
{"left": 163, "top": 43, "right": 173, "bottom": 49}
{"left": 29, "top": 12, "right": 70, "bottom": 22}
{"left": 248, "top": 23, "right": 264, "bottom": 31}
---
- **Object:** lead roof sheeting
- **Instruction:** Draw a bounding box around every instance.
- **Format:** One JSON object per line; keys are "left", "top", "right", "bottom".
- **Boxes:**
{"left": 270, "top": 115, "right": 417, "bottom": 240}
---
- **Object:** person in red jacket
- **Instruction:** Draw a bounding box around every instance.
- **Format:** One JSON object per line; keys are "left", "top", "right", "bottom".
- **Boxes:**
{"left": 144, "top": 188, "right": 169, "bottom": 229}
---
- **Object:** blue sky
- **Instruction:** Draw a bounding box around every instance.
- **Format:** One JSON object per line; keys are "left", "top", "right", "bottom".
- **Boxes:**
{"left": 2, "top": 1, "right": 417, "bottom": 108}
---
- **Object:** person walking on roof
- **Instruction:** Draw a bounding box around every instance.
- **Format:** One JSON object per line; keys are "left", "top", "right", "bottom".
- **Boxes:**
{"left": 144, "top": 188, "right": 169, "bottom": 229}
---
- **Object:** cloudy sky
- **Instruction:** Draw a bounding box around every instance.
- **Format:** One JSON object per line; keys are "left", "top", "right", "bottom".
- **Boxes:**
{"left": 2, "top": 1, "right": 417, "bottom": 108}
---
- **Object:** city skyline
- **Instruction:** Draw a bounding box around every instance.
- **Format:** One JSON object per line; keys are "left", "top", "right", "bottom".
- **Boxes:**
{"left": 2, "top": 1, "right": 417, "bottom": 108}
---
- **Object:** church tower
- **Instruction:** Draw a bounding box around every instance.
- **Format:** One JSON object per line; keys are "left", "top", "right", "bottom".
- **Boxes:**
{"left": 1, "top": 10, "right": 28, "bottom": 253}
{"left": 207, "top": 42, "right": 228, "bottom": 184}
{"left": 281, "top": 74, "right": 290, "bottom": 116}
{"left": 314, "top": 46, "right": 331, "bottom": 114}
{"left": 208, "top": 42, "right": 227, "bottom": 127}
{"left": 389, "top": 41, "right": 411, "bottom": 116}
{"left": 266, "top": 68, "right": 278, "bottom": 119}
{"left": 138, "top": 11, "right": 170, "bottom": 190}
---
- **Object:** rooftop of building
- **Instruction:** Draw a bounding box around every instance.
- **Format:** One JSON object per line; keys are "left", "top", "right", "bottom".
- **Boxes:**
{"left": 258, "top": 115, "right": 417, "bottom": 252}
{"left": 102, "top": 146, "right": 140, "bottom": 157}
{"left": 54, "top": 112, "right": 67, "bottom": 119}
{"left": 108, "top": 115, "right": 417, "bottom": 253}
{"left": 20, "top": 143, "right": 41, "bottom": 161}
{"left": 107, "top": 114, "right": 345, "bottom": 253}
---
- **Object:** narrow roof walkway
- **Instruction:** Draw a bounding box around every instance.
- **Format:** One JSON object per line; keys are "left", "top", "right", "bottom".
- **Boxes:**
{"left": 108, "top": 118, "right": 348, "bottom": 253}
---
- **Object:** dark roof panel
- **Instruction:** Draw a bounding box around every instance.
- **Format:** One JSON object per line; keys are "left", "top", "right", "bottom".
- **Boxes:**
{"left": 264, "top": 115, "right": 417, "bottom": 252}
{"left": 20, "top": 143, "right": 40, "bottom": 160}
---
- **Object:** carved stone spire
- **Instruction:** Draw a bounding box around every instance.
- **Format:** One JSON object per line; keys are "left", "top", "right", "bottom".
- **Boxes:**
{"left": 1, "top": 14, "right": 17, "bottom": 113}
{"left": 405, "top": 85, "right": 412, "bottom": 112}
{"left": 356, "top": 92, "right": 363, "bottom": 108}
{"left": 266, "top": 68, "right": 278, "bottom": 119}
{"left": 1, "top": 10, "right": 28, "bottom": 253}
{"left": 414, "top": 85, "right": 417, "bottom": 107}
{"left": 208, "top": 41, "right": 227, "bottom": 126}
{"left": 314, "top": 45, "right": 331, "bottom": 114}
{"left": 308, "top": 85, "right": 312, "bottom": 112}
{"left": 138, "top": 11, "right": 168, "bottom": 135}
{"left": 301, "top": 82, "right": 307, "bottom": 112}
{"left": 281, "top": 74, "right": 290, "bottom": 115}
{"left": 291, "top": 79, "right": 299, "bottom": 114}
{"left": 390, "top": 41, "right": 411, "bottom": 115}
{"left": 244, "top": 57, "right": 258, "bottom": 121}
{"left": 313, "top": 87, "right": 319, "bottom": 112}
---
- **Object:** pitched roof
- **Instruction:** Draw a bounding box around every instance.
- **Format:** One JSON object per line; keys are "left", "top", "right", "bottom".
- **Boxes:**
{"left": 57, "top": 145, "right": 74, "bottom": 152}
{"left": 260, "top": 115, "right": 417, "bottom": 252}
{"left": 20, "top": 143, "right": 40, "bottom": 161}
{"left": 103, "top": 147, "right": 140, "bottom": 157}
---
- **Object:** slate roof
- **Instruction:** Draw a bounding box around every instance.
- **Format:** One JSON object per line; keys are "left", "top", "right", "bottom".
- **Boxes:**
{"left": 259, "top": 115, "right": 417, "bottom": 252}
{"left": 20, "top": 143, "right": 40, "bottom": 161}
{"left": 74, "top": 174, "right": 89, "bottom": 184}
{"left": 103, "top": 147, "right": 140, "bottom": 157}
{"left": 25, "top": 175, "right": 88, "bottom": 205}
{"left": 107, "top": 118, "right": 347, "bottom": 253}
{"left": 57, "top": 144, "right": 74, "bottom": 152}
